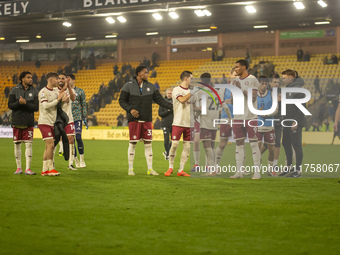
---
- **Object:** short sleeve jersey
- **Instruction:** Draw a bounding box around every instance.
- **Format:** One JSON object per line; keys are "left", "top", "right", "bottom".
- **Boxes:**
{"left": 233, "top": 74, "right": 259, "bottom": 120}
{"left": 38, "top": 87, "right": 58, "bottom": 126}
{"left": 172, "top": 86, "right": 190, "bottom": 128}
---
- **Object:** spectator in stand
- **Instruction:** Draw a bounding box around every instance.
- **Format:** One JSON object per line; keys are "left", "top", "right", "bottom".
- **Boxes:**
{"left": 32, "top": 73, "right": 38, "bottom": 85}
{"left": 88, "top": 53, "right": 96, "bottom": 70}
{"left": 122, "top": 117, "right": 128, "bottom": 127}
{"left": 220, "top": 74, "right": 228, "bottom": 84}
{"left": 331, "top": 54, "right": 338, "bottom": 65}
{"left": 117, "top": 116, "right": 123, "bottom": 126}
{"left": 212, "top": 50, "right": 217, "bottom": 61}
{"left": 154, "top": 81, "right": 160, "bottom": 91}
{"left": 245, "top": 49, "right": 250, "bottom": 64}
{"left": 151, "top": 52, "right": 158, "bottom": 68}
{"left": 323, "top": 56, "right": 329, "bottom": 65}
{"left": 39, "top": 73, "right": 47, "bottom": 90}
{"left": 297, "top": 48, "right": 304, "bottom": 62}
{"left": 314, "top": 75, "right": 321, "bottom": 95}
{"left": 124, "top": 73, "right": 130, "bottom": 84}
{"left": 12, "top": 73, "right": 18, "bottom": 84}
{"left": 217, "top": 47, "right": 224, "bottom": 61}
{"left": 150, "top": 68, "right": 157, "bottom": 78}
{"left": 57, "top": 66, "right": 63, "bottom": 74}
{"left": 113, "top": 64, "right": 118, "bottom": 76}
{"left": 121, "top": 63, "right": 127, "bottom": 74}
{"left": 153, "top": 117, "right": 161, "bottom": 129}
{"left": 303, "top": 51, "right": 310, "bottom": 62}
{"left": 117, "top": 73, "right": 124, "bottom": 91}
{"left": 65, "top": 65, "right": 71, "bottom": 74}
{"left": 35, "top": 59, "right": 41, "bottom": 68}
{"left": 4, "top": 86, "right": 10, "bottom": 98}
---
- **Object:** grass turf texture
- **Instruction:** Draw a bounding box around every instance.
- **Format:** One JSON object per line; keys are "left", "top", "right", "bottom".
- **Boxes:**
{"left": 0, "top": 139, "right": 340, "bottom": 255}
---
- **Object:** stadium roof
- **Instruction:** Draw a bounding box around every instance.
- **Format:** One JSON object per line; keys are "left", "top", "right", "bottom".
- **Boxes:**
{"left": 0, "top": 0, "right": 338, "bottom": 43}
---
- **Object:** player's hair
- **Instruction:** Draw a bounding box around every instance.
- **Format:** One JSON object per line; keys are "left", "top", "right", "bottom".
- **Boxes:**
{"left": 235, "top": 59, "right": 249, "bottom": 70}
{"left": 258, "top": 75, "right": 269, "bottom": 84}
{"left": 200, "top": 72, "right": 211, "bottom": 84}
{"left": 59, "top": 73, "right": 67, "bottom": 77}
{"left": 68, "top": 74, "right": 76, "bottom": 80}
{"left": 282, "top": 69, "right": 297, "bottom": 78}
{"left": 45, "top": 72, "right": 59, "bottom": 80}
{"left": 135, "top": 65, "right": 147, "bottom": 76}
{"left": 180, "top": 71, "right": 192, "bottom": 81}
{"left": 271, "top": 74, "right": 280, "bottom": 80}
{"left": 19, "top": 71, "right": 31, "bottom": 82}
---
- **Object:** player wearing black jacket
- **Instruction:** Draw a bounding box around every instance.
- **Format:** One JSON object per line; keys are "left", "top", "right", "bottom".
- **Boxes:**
{"left": 8, "top": 71, "right": 39, "bottom": 175}
{"left": 158, "top": 89, "right": 173, "bottom": 160}
{"left": 119, "top": 65, "right": 173, "bottom": 176}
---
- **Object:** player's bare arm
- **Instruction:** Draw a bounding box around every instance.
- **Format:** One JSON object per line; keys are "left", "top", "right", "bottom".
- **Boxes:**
{"left": 177, "top": 93, "right": 191, "bottom": 104}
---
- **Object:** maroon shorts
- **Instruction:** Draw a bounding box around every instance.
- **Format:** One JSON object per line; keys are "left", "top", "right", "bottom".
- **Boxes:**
{"left": 65, "top": 122, "right": 75, "bottom": 136}
{"left": 194, "top": 121, "right": 200, "bottom": 133}
{"left": 220, "top": 124, "right": 232, "bottom": 139}
{"left": 232, "top": 119, "right": 258, "bottom": 140}
{"left": 257, "top": 129, "right": 275, "bottom": 144}
{"left": 13, "top": 127, "right": 34, "bottom": 142}
{"left": 129, "top": 121, "right": 152, "bottom": 142}
{"left": 172, "top": 125, "right": 190, "bottom": 141}
{"left": 38, "top": 125, "right": 55, "bottom": 140}
{"left": 200, "top": 128, "right": 217, "bottom": 141}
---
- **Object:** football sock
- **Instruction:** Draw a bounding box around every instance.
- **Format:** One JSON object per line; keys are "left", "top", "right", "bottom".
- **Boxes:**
{"left": 273, "top": 159, "right": 278, "bottom": 166}
{"left": 169, "top": 141, "right": 179, "bottom": 169}
{"left": 128, "top": 143, "right": 136, "bottom": 170}
{"left": 47, "top": 159, "right": 54, "bottom": 171}
{"left": 14, "top": 143, "right": 22, "bottom": 169}
{"left": 42, "top": 160, "right": 48, "bottom": 172}
{"left": 204, "top": 147, "right": 214, "bottom": 169}
{"left": 193, "top": 151, "right": 200, "bottom": 165}
{"left": 178, "top": 141, "right": 190, "bottom": 172}
{"left": 235, "top": 145, "right": 245, "bottom": 173}
{"left": 80, "top": 154, "right": 85, "bottom": 163}
{"left": 250, "top": 142, "right": 261, "bottom": 173}
{"left": 215, "top": 147, "right": 223, "bottom": 166}
{"left": 76, "top": 133, "right": 84, "bottom": 154}
{"left": 25, "top": 142, "right": 32, "bottom": 170}
{"left": 144, "top": 143, "right": 153, "bottom": 170}
{"left": 59, "top": 141, "right": 63, "bottom": 153}
{"left": 69, "top": 143, "right": 75, "bottom": 167}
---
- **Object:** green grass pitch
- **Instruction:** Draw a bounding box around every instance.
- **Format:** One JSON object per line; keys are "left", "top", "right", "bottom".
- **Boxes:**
{"left": 1, "top": 138, "right": 340, "bottom": 255}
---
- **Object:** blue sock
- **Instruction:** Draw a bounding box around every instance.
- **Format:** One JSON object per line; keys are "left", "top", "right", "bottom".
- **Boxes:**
{"left": 76, "top": 133, "right": 84, "bottom": 154}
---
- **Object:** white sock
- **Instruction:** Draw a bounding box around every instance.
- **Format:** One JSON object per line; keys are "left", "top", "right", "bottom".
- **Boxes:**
{"left": 193, "top": 151, "right": 200, "bottom": 165}
{"left": 47, "top": 159, "right": 54, "bottom": 170}
{"left": 179, "top": 141, "right": 190, "bottom": 172}
{"left": 69, "top": 143, "right": 75, "bottom": 166}
{"left": 43, "top": 160, "right": 48, "bottom": 171}
{"left": 25, "top": 142, "right": 32, "bottom": 170}
{"left": 144, "top": 143, "right": 153, "bottom": 170}
{"left": 169, "top": 141, "right": 179, "bottom": 169}
{"left": 235, "top": 145, "right": 244, "bottom": 173}
{"left": 268, "top": 161, "right": 273, "bottom": 172}
{"left": 128, "top": 143, "right": 136, "bottom": 170}
{"left": 215, "top": 147, "right": 224, "bottom": 166}
{"left": 80, "top": 154, "right": 85, "bottom": 162}
{"left": 14, "top": 143, "right": 22, "bottom": 169}
{"left": 273, "top": 159, "right": 278, "bottom": 166}
{"left": 204, "top": 147, "right": 214, "bottom": 169}
{"left": 59, "top": 141, "right": 63, "bottom": 153}
{"left": 250, "top": 142, "right": 261, "bottom": 173}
